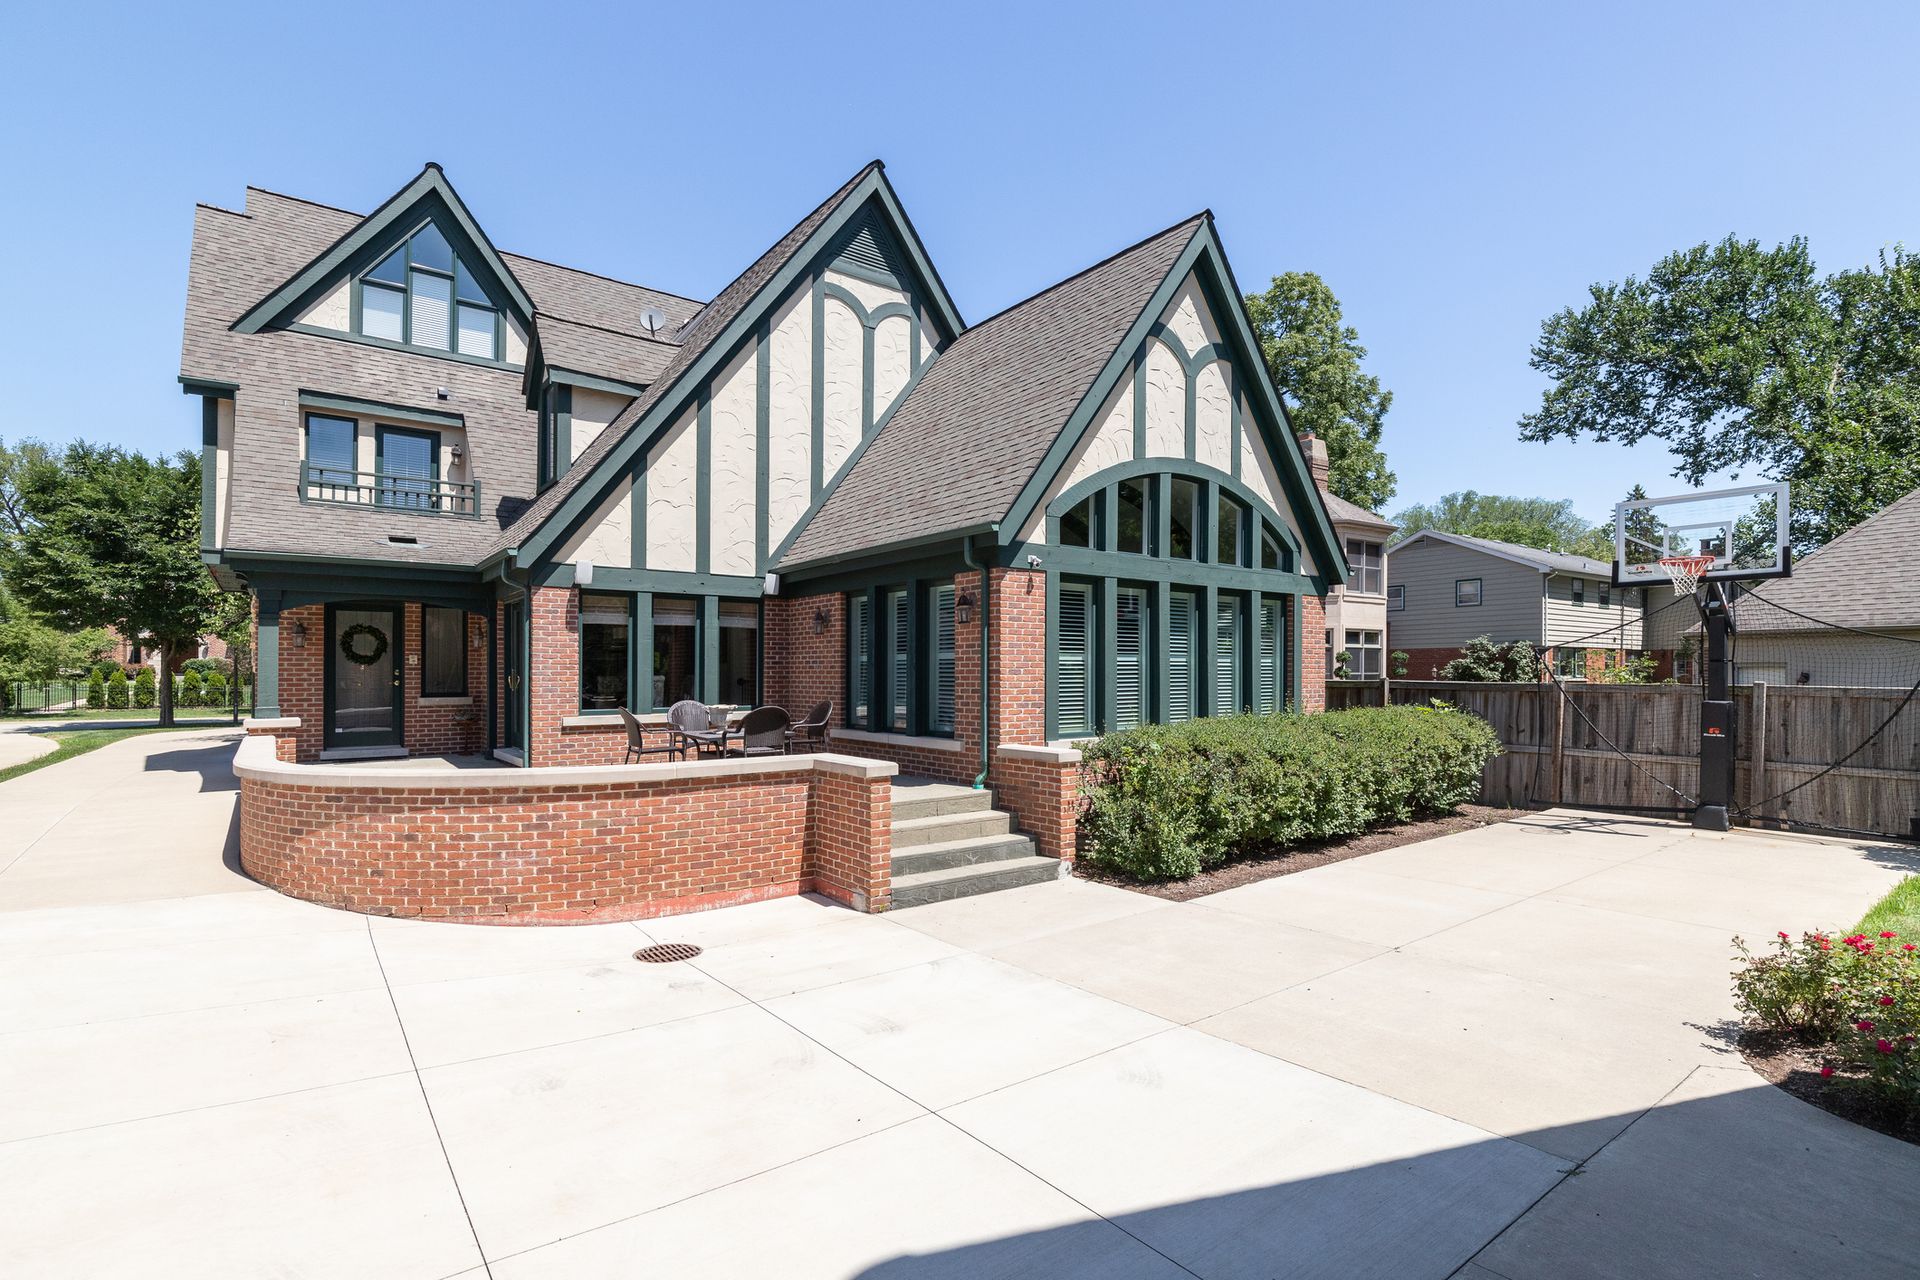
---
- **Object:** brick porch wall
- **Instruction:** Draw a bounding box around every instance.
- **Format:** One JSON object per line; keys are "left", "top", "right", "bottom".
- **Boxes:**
{"left": 274, "top": 603, "right": 326, "bottom": 762}
{"left": 235, "top": 738, "right": 898, "bottom": 922}
{"left": 1297, "top": 593, "right": 1328, "bottom": 712}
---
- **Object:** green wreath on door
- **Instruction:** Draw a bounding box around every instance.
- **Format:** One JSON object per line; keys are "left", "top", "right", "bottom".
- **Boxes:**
{"left": 338, "top": 623, "right": 390, "bottom": 666}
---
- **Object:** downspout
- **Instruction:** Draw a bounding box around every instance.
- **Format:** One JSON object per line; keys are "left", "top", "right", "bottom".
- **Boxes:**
{"left": 961, "top": 531, "right": 995, "bottom": 790}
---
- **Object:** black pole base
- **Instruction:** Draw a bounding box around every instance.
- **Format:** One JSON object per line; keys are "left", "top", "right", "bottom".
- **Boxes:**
{"left": 1693, "top": 805, "right": 1731, "bottom": 833}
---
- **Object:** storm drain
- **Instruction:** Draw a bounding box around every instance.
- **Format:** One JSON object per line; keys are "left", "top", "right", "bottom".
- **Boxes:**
{"left": 634, "top": 942, "right": 703, "bottom": 964}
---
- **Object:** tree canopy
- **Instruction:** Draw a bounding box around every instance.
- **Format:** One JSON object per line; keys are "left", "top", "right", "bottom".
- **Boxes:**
{"left": 1389, "top": 490, "right": 1613, "bottom": 560}
{"left": 1520, "top": 236, "right": 1920, "bottom": 549}
{"left": 1244, "top": 271, "right": 1396, "bottom": 510}
{"left": 1, "top": 441, "right": 220, "bottom": 725}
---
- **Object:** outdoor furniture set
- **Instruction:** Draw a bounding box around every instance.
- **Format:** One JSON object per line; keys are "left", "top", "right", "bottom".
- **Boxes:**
{"left": 619, "top": 700, "right": 833, "bottom": 764}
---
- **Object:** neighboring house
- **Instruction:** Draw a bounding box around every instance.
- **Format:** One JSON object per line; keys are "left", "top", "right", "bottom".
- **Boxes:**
{"left": 107, "top": 626, "right": 229, "bottom": 674}
{"left": 1711, "top": 485, "right": 1920, "bottom": 689}
{"left": 1385, "top": 531, "right": 1647, "bottom": 678}
{"left": 181, "top": 160, "right": 1346, "bottom": 779}
{"left": 1300, "top": 438, "right": 1395, "bottom": 680}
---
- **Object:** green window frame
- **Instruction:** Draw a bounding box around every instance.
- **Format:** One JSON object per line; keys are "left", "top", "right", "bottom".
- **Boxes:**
{"left": 930, "top": 583, "right": 956, "bottom": 735}
{"left": 578, "top": 592, "right": 633, "bottom": 712}
{"left": 846, "top": 593, "right": 872, "bottom": 728}
{"left": 353, "top": 220, "right": 503, "bottom": 361}
{"left": 303, "top": 413, "right": 357, "bottom": 487}
{"left": 1214, "top": 596, "right": 1243, "bottom": 715}
{"left": 1056, "top": 580, "right": 1096, "bottom": 737}
{"left": 1217, "top": 494, "right": 1248, "bottom": 567}
{"left": 421, "top": 606, "right": 468, "bottom": 698}
{"left": 1256, "top": 598, "right": 1282, "bottom": 713}
{"left": 1167, "top": 589, "right": 1198, "bottom": 724}
{"left": 885, "top": 588, "right": 911, "bottom": 732}
{"left": 374, "top": 424, "right": 439, "bottom": 511}
{"left": 1113, "top": 586, "right": 1149, "bottom": 731}
{"left": 648, "top": 596, "right": 701, "bottom": 711}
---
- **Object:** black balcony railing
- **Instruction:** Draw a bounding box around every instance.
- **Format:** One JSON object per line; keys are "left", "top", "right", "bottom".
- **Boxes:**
{"left": 299, "top": 462, "right": 480, "bottom": 518}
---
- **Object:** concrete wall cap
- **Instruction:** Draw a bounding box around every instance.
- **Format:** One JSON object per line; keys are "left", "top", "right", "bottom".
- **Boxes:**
{"left": 243, "top": 717, "right": 302, "bottom": 731}
{"left": 832, "top": 727, "right": 966, "bottom": 753}
{"left": 810, "top": 753, "right": 900, "bottom": 779}
{"left": 997, "top": 743, "right": 1085, "bottom": 764}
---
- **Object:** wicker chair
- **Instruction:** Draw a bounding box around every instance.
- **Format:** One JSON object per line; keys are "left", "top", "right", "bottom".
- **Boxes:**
{"left": 667, "top": 699, "right": 725, "bottom": 757}
{"left": 786, "top": 700, "right": 832, "bottom": 752}
{"left": 619, "top": 708, "right": 684, "bottom": 763}
{"left": 736, "top": 705, "right": 792, "bottom": 757}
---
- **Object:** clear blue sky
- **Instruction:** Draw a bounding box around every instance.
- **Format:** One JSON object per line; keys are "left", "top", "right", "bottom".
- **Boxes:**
{"left": 4, "top": 0, "right": 1914, "bottom": 529}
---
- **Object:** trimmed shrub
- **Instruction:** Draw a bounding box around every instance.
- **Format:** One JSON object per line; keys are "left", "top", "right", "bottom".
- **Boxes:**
{"left": 134, "top": 667, "right": 155, "bottom": 709}
{"left": 1079, "top": 704, "right": 1502, "bottom": 881}
{"left": 205, "top": 670, "right": 228, "bottom": 707}
{"left": 107, "top": 669, "right": 130, "bottom": 709}
{"left": 86, "top": 668, "right": 106, "bottom": 709}
{"left": 183, "top": 657, "right": 230, "bottom": 677}
{"left": 181, "top": 670, "right": 205, "bottom": 707}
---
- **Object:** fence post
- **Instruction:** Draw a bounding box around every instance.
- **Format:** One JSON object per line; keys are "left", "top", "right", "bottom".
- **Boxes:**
{"left": 1548, "top": 682, "right": 1567, "bottom": 807}
{"left": 1749, "top": 682, "right": 1768, "bottom": 825}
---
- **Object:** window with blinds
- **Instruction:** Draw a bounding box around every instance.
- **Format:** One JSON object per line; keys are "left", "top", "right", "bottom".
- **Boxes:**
{"left": 1256, "top": 599, "right": 1281, "bottom": 713}
{"left": 847, "top": 594, "right": 871, "bottom": 726}
{"left": 1215, "top": 598, "right": 1242, "bottom": 715}
{"left": 1114, "top": 587, "right": 1148, "bottom": 730}
{"left": 931, "top": 584, "right": 956, "bottom": 734}
{"left": 1056, "top": 582, "right": 1095, "bottom": 736}
{"left": 357, "top": 221, "right": 501, "bottom": 360}
{"left": 887, "top": 589, "right": 910, "bottom": 731}
{"left": 1167, "top": 590, "right": 1197, "bottom": 723}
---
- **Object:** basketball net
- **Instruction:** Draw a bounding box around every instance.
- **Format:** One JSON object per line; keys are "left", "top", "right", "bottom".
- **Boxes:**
{"left": 1658, "top": 554, "right": 1717, "bottom": 596}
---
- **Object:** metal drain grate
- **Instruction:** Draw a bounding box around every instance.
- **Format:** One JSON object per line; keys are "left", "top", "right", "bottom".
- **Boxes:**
{"left": 634, "top": 942, "right": 703, "bottom": 964}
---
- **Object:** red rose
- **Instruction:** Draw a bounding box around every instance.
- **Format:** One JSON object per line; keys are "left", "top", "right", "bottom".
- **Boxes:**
{"left": 1857, "top": 1020, "right": 1876, "bottom": 1032}
{"left": 1877, "top": 1039, "right": 1894, "bottom": 1054}
{"left": 1820, "top": 1065, "right": 1835, "bottom": 1078}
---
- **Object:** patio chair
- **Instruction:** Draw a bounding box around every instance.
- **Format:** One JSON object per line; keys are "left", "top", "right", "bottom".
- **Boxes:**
{"left": 786, "top": 700, "right": 832, "bottom": 752}
{"left": 620, "top": 708, "right": 685, "bottom": 764}
{"left": 667, "top": 699, "right": 725, "bottom": 757}
{"left": 736, "top": 705, "right": 792, "bottom": 757}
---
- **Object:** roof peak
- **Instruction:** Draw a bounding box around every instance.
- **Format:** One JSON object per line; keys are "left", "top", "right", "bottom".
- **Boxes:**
{"left": 959, "top": 212, "right": 1207, "bottom": 339}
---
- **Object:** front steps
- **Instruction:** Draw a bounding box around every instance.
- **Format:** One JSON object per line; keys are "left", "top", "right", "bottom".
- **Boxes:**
{"left": 887, "top": 779, "right": 1065, "bottom": 908}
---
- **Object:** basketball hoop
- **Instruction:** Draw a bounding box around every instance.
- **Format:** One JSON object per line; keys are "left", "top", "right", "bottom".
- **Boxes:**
{"left": 1658, "top": 554, "right": 1717, "bottom": 595}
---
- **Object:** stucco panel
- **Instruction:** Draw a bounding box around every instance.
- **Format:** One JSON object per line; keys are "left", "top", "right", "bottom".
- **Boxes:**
{"left": 708, "top": 344, "right": 758, "bottom": 577}
{"left": 1193, "top": 360, "right": 1232, "bottom": 472}
{"left": 821, "top": 296, "right": 864, "bottom": 480}
{"left": 766, "top": 287, "right": 814, "bottom": 550}
{"left": 1143, "top": 339, "right": 1186, "bottom": 458}
{"left": 824, "top": 269, "right": 908, "bottom": 315}
{"left": 872, "top": 313, "right": 914, "bottom": 421}
{"left": 558, "top": 478, "right": 633, "bottom": 569}
{"left": 1061, "top": 377, "right": 1136, "bottom": 495}
{"left": 568, "top": 388, "right": 630, "bottom": 462}
{"left": 646, "top": 407, "right": 697, "bottom": 571}
{"left": 297, "top": 278, "right": 350, "bottom": 332}
{"left": 1163, "top": 275, "right": 1223, "bottom": 356}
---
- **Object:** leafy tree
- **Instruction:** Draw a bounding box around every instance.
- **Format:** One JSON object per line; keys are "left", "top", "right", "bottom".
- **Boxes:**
{"left": 0, "top": 437, "right": 55, "bottom": 546}
{"left": 1244, "top": 272, "right": 1396, "bottom": 510}
{"left": 1390, "top": 491, "right": 1613, "bottom": 559}
{"left": 1437, "top": 636, "right": 1541, "bottom": 682}
{"left": 1520, "top": 237, "right": 1920, "bottom": 549}
{"left": 0, "top": 443, "right": 220, "bottom": 727}
{"left": 0, "top": 583, "right": 110, "bottom": 686}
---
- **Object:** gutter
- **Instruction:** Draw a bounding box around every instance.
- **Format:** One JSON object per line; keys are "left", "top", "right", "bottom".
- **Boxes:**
{"left": 961, "top": 529, "right": 997, "bottom": 789}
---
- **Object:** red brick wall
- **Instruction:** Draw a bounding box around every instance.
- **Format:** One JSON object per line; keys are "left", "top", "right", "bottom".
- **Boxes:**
{"left": 763, "top": 593, "right": 844, "bottom": 726}
{"left": 1394, "top": 647, "right": 1470, "bottom": 680}
{"left": 988, "top": 568, "right": 1046, "bottom": 747}
{"left": 238, "top": 747, "right": 899, "bottom": 923}
{"left": 991, "top": 749, "right": 1080, "bottom": 863}
{"left": 400, "top": 604, "right": 487, "bottom": 757}
{"left": 1298, "top": 593, "right": 1328, "bottom": 712}
{"left": 275, "top": 603, "right": 326, "bottom": 761}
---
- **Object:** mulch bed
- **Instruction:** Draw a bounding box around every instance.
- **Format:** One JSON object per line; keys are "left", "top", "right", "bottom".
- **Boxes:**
{"left": 1072, "top": 803, "right": 1526, "bottom": 902}
{"left": 1739, "top": 1027, "right": 1920, "bottom": 1147}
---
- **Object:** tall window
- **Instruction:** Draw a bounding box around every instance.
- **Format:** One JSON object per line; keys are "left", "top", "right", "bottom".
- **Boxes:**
{"left": 1169, "top": 479, "right": 1199, "bottom": 559}
{"left": 1114, "top": 587, "right": 1148, "bottom": 730}
{"left": 422, "top": 607, "right": 467, "bottom": 697}
{"left": 716, "top": 602, "right": 758, "bottom": 706}
{"left": 1060, "top": 496, "right": 1094, "bottom": 548}
{"left": 1256, "top": 599, "right": 1283, "bottom": 713}
{"left": 1218, "top": 496, "right": 1247, "bottom": 567}
{"left": 1056, "top": 581, "right": 1095, "bottom": 736}
{"left": 1117, "top": 479, "right": 1150, "bottom": 555}
{"left": 847, "top": 594, "right": 872, "bottom": 725}
{"left": 1599, "top": 581, "right": 1611, "bottom": 608}
{"left": 886, "top": 589, "right": 911, "bottom": 731}
{"left": 1571, "top": 578, "right": 1586, "bottom": 606}
{"left": 652, "top": 598, "right": 697, "bottom": 708}
{"left": 376, "top": 426, "right": 437, "bottom": 510}
{"left": 579, "top": 593, "right": 630, "bottom": 710}
{"left": 1343, "top": 630, "right": 1383, "bottom": 680}
{"left": 931, "top": 584, "right": 957, "bottom": 734}
{"left": 1386, "top": 584, "right": 1405, "bottom": 611}
{"left": 1214, "top": 598, "right": 1242, "bottom": 714}
{"left": 305, "top": 414, "right": 356, "bottom": 486}
{"left": 358, "top": 222, "right": 501, "bottom": 360}
{"left": 1167, "top": 591, "right": 1198, "bottom": 724}
{"left": 1345, "top": 539, "right": 1383, "bottom": 594}
{"left": 844, "top": 582, "right": 955, "bottom": 734}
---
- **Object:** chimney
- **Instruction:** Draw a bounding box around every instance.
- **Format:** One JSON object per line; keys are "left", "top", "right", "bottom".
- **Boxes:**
{"left": 1299, "top": 433, "right": 1330, "bottom": 494}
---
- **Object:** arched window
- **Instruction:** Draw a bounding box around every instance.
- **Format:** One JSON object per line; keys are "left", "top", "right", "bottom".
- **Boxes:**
{"left": 358, "top": 222, "right": 501, "bottom": 359}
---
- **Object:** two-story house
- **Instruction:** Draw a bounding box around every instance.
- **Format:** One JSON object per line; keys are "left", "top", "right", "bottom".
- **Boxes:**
{"left": 1295, "top": 436, "right": 1396, "bottom": 681}
{"left": 1385, "top": 531, "right": 1646, "bottom": 678}
{"left": 183, "top": 161, "right": 1347, "bottom": 790}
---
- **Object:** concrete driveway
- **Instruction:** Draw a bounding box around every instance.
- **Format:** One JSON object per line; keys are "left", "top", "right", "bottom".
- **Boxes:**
{"left": 3, "top": 731, "right": 1917, "bottom": 1278}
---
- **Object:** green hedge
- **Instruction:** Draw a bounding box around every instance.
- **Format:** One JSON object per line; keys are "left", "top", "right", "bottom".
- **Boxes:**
{"left": 1079, "top": 704, "right": 1502, "bottom": 881}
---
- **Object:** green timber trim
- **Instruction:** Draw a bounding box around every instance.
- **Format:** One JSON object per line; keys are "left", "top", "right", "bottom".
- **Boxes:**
{"left": 255, "top": 591, "right": 283, "bottom": 718}
{"left": 531, "top": 565, "right": 761, "bottom": 597}
{"left": 503, "top": 168, "right": 964, "bottom": 573}
{"left": 754, "top": 321, "right": 771, "bottom": 571}
{"left": 284, "top": 322, "right": 523, "bottom": 373}
{"left": 694, "top": 390, "right": 712, "bottom": 574}
{"left": 548, "top": 367, "right": 647, "bottom": 400}
{"left": 179, "top": 376, "right": 239, "bottom": 397}
{"left": 999, "top": 220, "right": 1346, "bottom": 589}
{"left": 199, "top": 397, "right": 219, "bottom": 554}
{"left": 699, "top": 595, "right": 721, "bottom": 703}
{"left": 554, "top": 385, "right": 573, "bottom": 478}
{"left": 297, "top": 390, "right": 464, "bottom": 431}
{"left": 231, "top": 167, "right": 533, "bottom": 336}
{"left": 779, "top": 549, "right": 969, "bottom": 598}
{"left": 1131, "top": 350, "right": 1147, "bottom": 457}
{"left": 632, "top": 465, "right": 648, "bottom": 571}
{"left": 1045, "top": 458, "right": 1304, "bottom": 567}
{"left": 810, "top": 271, "right": 826, "bottom": 498}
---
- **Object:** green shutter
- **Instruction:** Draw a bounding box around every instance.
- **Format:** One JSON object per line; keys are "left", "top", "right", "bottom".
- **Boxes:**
{"left": 848, "top": 594, "right": 870, "bottom": 726}
{"left": 1256, "top": 599, "right": 1280, "bottom": 713}
{"left": 1114, "top": 587, "right": 1148, "bottom": 730}
{"left": 1167, "top": 590, "right": 1196, "bottom": 724}
{"left": 1057, "top": 582, "right": 1095, "bottom": 737}
{"left": 932, "top": 584, "right": 956, "bottom": 734}
{"left": 888, "top": 588, "right": 910, "bottom": 731}
{"left": 1215, "top": 597, "right": 1242, "bottom": 716}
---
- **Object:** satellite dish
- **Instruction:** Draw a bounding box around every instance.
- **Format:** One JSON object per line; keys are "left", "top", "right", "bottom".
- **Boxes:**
{"left": 640, "top": 308, "right": 667, "bottom": 336}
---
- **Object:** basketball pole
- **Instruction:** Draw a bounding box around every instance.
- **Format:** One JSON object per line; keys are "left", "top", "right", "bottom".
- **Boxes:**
{"left": 1694, "top": 580, "right": 1736, "bottom": 832}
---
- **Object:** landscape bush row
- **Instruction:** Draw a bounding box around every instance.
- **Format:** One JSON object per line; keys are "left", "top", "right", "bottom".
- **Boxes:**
{"left": 84, "top": 666, "right": 233, "bottom": 709}
{"left": 1078, "top": 704, "right": 1501, "bottom": 880}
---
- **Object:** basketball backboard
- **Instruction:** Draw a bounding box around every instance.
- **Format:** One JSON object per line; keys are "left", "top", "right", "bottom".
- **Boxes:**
{"left": 1612, "top": 481, "right": 1791, "bottom": 589}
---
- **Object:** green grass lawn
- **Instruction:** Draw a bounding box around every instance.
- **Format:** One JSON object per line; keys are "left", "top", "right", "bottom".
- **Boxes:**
{"left": 1858, "top": 875, "right": 1920, "bottom": 940}
{"left": 2, "top": 707, "right": 246, "bottom": 722}
{"left": 0, "top": 726, "right": 202, "bottom": 786}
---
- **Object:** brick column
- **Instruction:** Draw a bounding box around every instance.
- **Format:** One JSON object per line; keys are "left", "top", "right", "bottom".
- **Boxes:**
{"left": 808, "top": 755, "right": 896, "bottom": 912}
{"left": 987, "top": 567, "right": 1047, "bottom": 747}
{"left": 1298, "top": 593, "right": 1328, "bottom": 712}
{"left": 243, "top": 717, "right": 302, "bottom": 763}
{"left": 527, "top": 586, "right": 578, "bottom": 766}
{"left": 992, "top": 743, "right": 1082, "bottom": 863}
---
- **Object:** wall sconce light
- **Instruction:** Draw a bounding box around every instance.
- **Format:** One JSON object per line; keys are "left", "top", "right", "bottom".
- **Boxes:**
{"left": 812, "top": 607, "right": 830, "bottom": 633}
{"left": 956, "top": 593, "right": 975, "bottom": 625}
{"left": 290, "top": 620, "right": 308, "bottom": 648}
{"left": 449, "top": 442, "right": 465, "bottom": 465}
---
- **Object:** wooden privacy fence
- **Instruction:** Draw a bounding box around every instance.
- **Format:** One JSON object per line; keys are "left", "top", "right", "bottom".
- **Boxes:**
{"left": 1328, "top": 679, "right": 1920, "bottom": 840}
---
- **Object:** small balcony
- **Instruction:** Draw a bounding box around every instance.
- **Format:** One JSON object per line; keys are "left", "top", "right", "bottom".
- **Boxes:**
{"left": 299, "top": 462, "right": 481, "bottom": 518}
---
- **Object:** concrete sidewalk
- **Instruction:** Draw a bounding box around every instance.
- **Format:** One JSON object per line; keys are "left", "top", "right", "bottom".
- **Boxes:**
{"left": 2, "top": 731, "right": 1916, "bottom": 1278}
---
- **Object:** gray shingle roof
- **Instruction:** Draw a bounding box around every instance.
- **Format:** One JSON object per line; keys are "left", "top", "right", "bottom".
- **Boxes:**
{"left": 1396, "top": 530, "right": 1611, "bottom": 577}
{"left": 778, "top": 215, "right": 1206, "bottom": 568}
{"left": 1321, "top": 490, "right": 1394, "bottom": 531}
{"left": 485, "top": 162, "right": 882, "bottom": 561}
{"left": 1729, "top": 485, "right": 1920, "bottom": 633}
{"left": 531, "top": 313, "right": 676, "bottom": 388}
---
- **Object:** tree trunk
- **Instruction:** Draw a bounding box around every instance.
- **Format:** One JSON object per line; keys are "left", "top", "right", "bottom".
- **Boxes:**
{"left": 158, "top": 638, "right": 176, "bottom": 728}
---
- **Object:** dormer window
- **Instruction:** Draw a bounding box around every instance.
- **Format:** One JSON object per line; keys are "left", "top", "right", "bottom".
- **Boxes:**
{"left": 357, "top": 222, "right": 501, "bottom": 360}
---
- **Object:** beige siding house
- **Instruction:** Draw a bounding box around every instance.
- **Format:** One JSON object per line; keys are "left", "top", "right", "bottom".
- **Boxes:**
{"left": 1299, "top": 437, "right": 1396, "bottom": 679}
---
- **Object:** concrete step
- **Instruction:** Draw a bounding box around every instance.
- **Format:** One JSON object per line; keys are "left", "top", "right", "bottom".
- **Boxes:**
{"left": 891, "top": 779, "right": 994, "bottom": 822}
{"left": 889, "top": 855, "right": 1066, "bottom": 909}
{"left": 891, "top": 832, "right": 1035, "bottom": 877}
{"left": 890, "top": 809, "right": 1012, "bottom": 848}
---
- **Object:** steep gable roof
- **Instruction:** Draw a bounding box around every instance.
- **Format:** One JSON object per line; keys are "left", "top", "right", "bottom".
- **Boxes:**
{"left": 1393, "top": 529, "right": 1610, "bottom": 577}
{"left": 526, "top": 314, "right": 676, "bottom": 393}
{"left": 779, "top": 216, "right": 1206, "bottom": 567}
{"left": 1729, "top": 485, "right": 1920, "bottom": 633}
{"left": 1322, "top": 490, "right": 1395, "bottom": 532}
{"left": 493, "top": 161, "right": 964, "bottom": 567}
